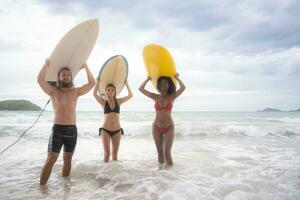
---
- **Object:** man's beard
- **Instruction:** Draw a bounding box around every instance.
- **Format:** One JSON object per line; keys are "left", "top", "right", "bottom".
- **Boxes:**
{"left": 57, "top": 81, "right": 73, "bottom": 88}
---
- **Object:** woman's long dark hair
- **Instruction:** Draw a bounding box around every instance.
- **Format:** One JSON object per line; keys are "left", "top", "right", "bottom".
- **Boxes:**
{"left": 156, "top": 76, "right": 176, "bottom": 95}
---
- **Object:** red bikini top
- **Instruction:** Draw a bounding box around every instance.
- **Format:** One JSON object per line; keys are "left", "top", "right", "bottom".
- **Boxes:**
{"left": 155, "top": 98, "right": 173, "bottom": 111}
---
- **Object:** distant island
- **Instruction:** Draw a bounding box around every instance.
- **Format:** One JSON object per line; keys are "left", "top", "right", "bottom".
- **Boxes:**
{"left": 257, "top": 108, "right": 282, "bottom": 112}
{"left": 0, "top": 99, "right": 41, "bottom": 111}
{"left": 289, "top": 108, "right": 300, "bottom": 112}
{"left": 257, "top": 107, "right": 300, "bottom": 112}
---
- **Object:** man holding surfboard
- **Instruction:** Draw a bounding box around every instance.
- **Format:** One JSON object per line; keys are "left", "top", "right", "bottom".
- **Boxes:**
{"left": 37, "top": 59, "right": 95, "bottom": 185}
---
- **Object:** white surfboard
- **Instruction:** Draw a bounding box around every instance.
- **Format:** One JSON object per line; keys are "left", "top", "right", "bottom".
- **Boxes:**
{"left": 97, "top": 55, "right": 128, "bottom": 98}
{"left": 45, "top": 19, "right": 99, "bottom": 83}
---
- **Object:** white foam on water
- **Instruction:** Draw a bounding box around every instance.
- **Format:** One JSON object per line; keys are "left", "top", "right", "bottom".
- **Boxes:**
{"left": 1, "top": 111, "right": 300, "bottom": 199}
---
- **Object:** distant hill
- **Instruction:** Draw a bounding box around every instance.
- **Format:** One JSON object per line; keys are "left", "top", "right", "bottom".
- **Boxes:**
{"left": 0, "top": 99, "right": 41, "bottom": 111}
{"left": 257, "top": 108, "right": 282, "bottom": 112}
{"left": 257, "top": 107, "right": 300, "bottom": 112}
{"left": 289, "top": 108, "right": 300, "bottom": 112}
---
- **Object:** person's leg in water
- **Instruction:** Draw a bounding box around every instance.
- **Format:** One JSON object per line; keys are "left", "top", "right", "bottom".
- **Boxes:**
{"left": 111, "top": 131, "right": 122, "bottom": 161}
{"left": 40, "top": 152, "right": 59, "bottom": 185}
{"left": 62, "top": 152, "right": 74, "bottom": 176}
{"left": 152, "top": 123, "right": 165, "bottom": 165}
{"left": 40, "top": 126, "right": 63, "bottom": 185}
{"left": 101, "top": 130, "right": 110, "bottom": 162}
{"left": 163, "top": 125, "right": 174, "bottom": 168}
{"left": 62, "top": 126, "right": 77, "bottom": 176}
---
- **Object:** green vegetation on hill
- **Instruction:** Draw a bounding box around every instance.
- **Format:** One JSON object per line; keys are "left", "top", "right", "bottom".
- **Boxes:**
{"left": 257, "top": 107, "right": 300, "bottom": 112}
{"left": 257, "top": 108, "right": 282, "bottom": 112}
{"left": 0, "top": 99, "right": 41, "bottom": 111}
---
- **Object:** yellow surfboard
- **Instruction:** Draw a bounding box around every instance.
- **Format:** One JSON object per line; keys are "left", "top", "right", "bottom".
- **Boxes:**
{"left": 143, "top": 44, "right": 177, "bottom": 88}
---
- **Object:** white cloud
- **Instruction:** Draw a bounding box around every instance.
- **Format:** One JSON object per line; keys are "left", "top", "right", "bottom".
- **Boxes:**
{"left": 0, "top": 0, "right": 299, "bottom": 111}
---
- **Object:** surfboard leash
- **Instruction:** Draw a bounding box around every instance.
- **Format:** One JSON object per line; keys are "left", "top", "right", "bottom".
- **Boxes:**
{"left": 0, "top": 99, "right": 50, "bottom": 156}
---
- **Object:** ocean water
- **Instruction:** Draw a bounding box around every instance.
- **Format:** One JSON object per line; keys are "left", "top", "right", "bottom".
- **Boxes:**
{"left": 0, "top": 111, "right": 300, "bottom": 200}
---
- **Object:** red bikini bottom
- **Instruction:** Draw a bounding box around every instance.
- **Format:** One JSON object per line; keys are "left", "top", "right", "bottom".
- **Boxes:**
{"left": 155, "top": 125, "right": 172, "bottom": 134}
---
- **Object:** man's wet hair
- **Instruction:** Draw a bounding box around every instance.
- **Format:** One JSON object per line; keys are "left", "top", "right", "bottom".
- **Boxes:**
{"left": 56, "top": 67, "right": 74, "bottom": 88}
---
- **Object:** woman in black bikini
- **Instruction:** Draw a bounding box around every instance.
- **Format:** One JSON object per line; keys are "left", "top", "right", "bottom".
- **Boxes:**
{"left": 93, "top": 80, "right": 133, "bottom": 162}
{"left": 139, "top": 73, "right": 185, "bottom": 167}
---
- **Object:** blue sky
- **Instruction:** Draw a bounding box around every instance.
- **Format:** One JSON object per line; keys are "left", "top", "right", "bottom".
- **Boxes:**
{"left": 0, "top": 0, "right": 299, "bottom": 111}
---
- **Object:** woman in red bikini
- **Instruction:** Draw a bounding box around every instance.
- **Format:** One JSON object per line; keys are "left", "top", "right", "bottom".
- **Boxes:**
{"left": 93, "top": 80, "right": 133, "bottom": 162}
{"left": 139, "top": 73, "right": 185, "bottom": 167}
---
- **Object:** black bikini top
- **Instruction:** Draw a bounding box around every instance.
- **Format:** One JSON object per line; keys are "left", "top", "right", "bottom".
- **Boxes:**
{"left": 104, "top": 100, "right": 120, "bottom": 114}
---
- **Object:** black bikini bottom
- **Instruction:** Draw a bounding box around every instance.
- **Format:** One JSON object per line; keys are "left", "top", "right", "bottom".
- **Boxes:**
{"left": 99, "top": 128, "right": 124, "bottom": 138}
